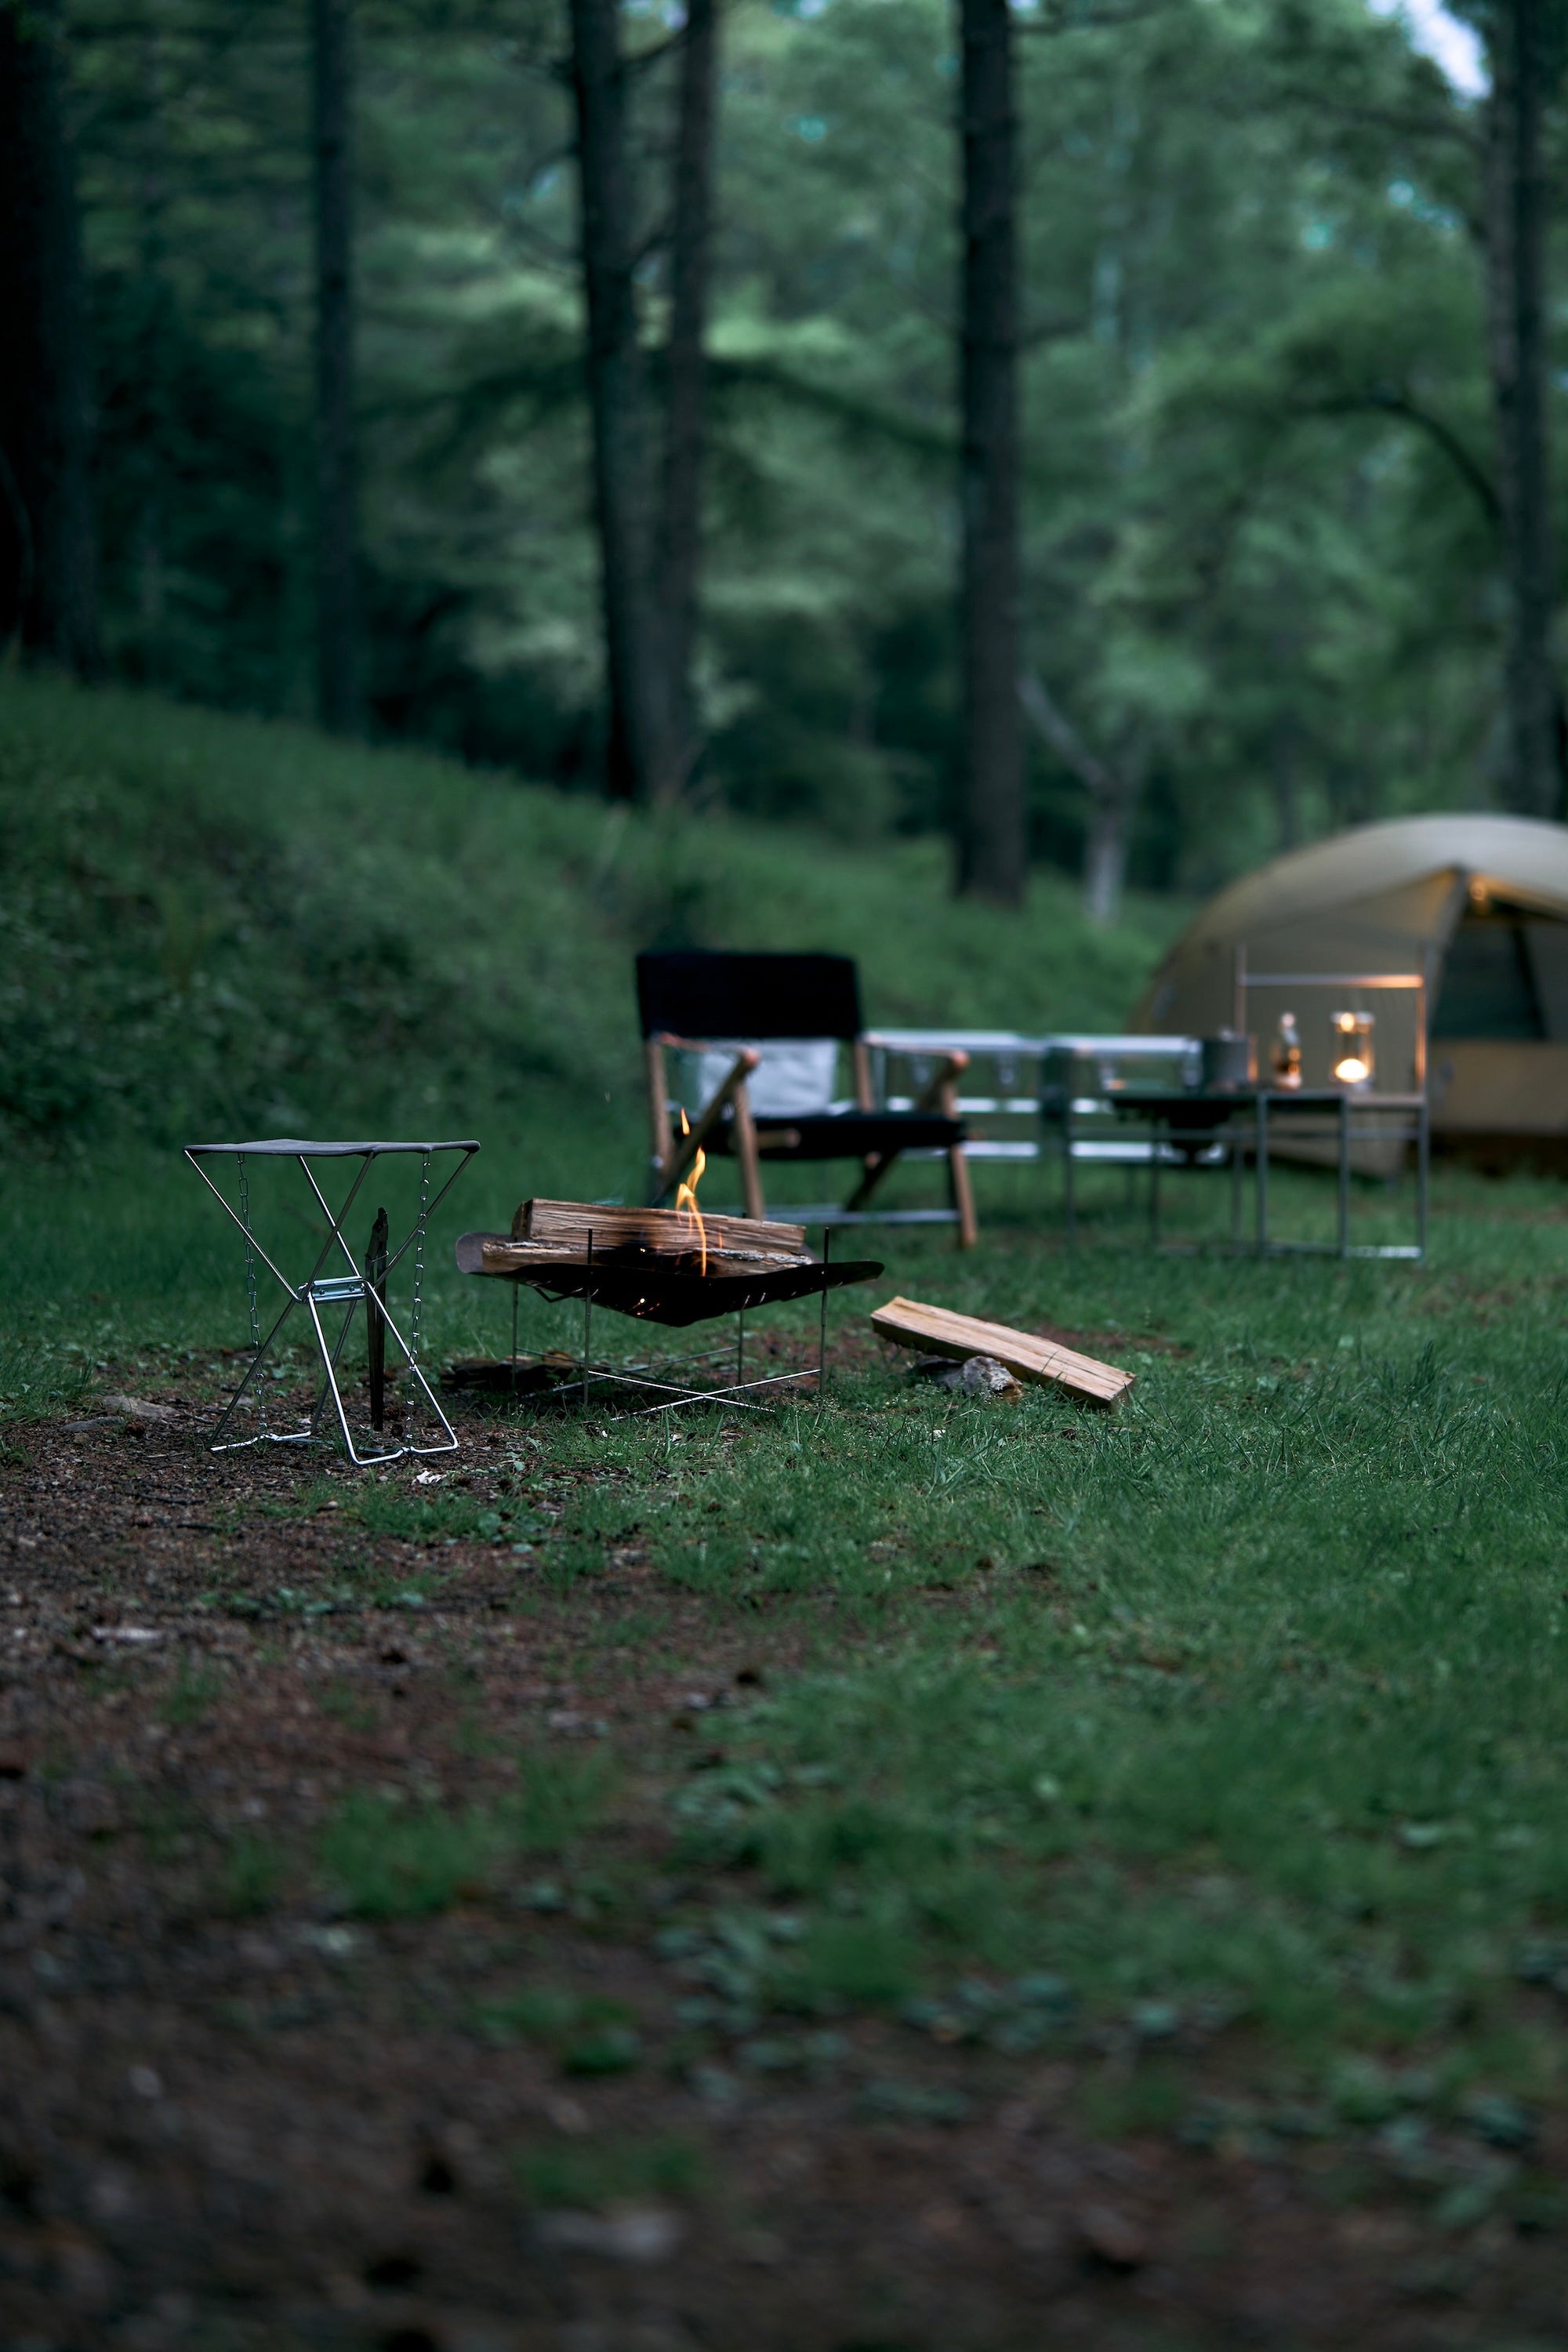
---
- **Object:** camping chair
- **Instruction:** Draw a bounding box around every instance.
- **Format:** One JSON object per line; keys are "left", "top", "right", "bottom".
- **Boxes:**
{"left": 637, "top": 949, "right": 978, "bottom": 1247}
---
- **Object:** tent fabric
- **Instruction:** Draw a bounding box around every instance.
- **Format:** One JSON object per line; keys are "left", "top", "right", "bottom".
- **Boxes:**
{"left": 1134, "top": 814, "right": 1568, "bottom": 1145}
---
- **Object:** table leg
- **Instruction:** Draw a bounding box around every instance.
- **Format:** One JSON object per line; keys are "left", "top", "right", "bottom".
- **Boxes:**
{"left": 1338, "top": 1095, "right": 1351, "bottom": 1258}
{"left": 1255, "top": 1094, "right": 1269, "bottom": 1254}
{"left": 1062, "top": 1104, "right": 1076, "bottom": 1247}
{"left": 1417, "top": 1095, "right": 1429, "bottom": 1261}
{"left": 1230, "top": 1119, "right": 1243, "bottom": 1247}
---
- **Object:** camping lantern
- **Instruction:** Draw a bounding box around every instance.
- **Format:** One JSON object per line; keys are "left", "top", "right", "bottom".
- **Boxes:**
{"left": 1330, "top": 1009, "right": 1375, "bottom": 1090}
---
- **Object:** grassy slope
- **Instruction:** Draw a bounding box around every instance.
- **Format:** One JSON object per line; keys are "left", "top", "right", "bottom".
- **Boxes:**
{"left": 0, "top": 670, "right": 1173, "bottom": 1151}
{"left": 0, "top": 669, "right": 1175, "bottom": 1404}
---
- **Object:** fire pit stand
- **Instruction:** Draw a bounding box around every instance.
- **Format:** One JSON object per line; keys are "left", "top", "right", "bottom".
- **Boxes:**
{"left": 453, "top": 1224, "right": 883, "bottom": 1417}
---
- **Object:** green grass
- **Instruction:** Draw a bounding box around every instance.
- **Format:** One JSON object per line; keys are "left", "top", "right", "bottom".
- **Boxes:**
{"left": 318, "top": 1757, "right": 612, "bottom": 1917}
{"left": 472, "top": 1986, "right": 644, "bottom": 2073}
{"left": 9, "top": 677, "right": 1568, "bottom": 2107}
{"left": 508, "top": 1172, "right": 1568, "bottom": 2093}
{"left": 513, "top": 2133, "right": 706, "bottom": 2210}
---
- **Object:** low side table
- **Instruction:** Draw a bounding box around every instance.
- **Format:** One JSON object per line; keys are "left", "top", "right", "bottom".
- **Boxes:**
{"left": 1127, "top": 1091, "right": 1428, "bottom": 1259}
{"left": 185, "top": 1137, "right": 479, "bottom": 1465}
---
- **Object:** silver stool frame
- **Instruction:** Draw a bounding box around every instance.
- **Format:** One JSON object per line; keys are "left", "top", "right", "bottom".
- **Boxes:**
{"left": 185, "top": 1137, "right": 479, "bottom": 1466}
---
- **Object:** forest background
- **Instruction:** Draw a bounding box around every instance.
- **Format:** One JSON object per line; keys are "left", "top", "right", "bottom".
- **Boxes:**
{"left": 1, "top": 0, "right": 1565, "bottom": 929}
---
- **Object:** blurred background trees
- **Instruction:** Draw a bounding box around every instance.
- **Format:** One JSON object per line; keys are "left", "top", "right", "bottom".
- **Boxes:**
{"left": 8, "top": 0, "right": 1566, "bottom": 909}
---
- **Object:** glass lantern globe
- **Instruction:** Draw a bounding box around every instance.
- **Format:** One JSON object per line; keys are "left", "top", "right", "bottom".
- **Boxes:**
{"left": 1330, "top": 1009, "right": 1375, "bottom": 1090}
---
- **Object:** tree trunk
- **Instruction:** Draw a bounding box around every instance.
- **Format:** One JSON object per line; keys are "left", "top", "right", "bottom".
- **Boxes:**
{"left": 570, "top": 0, "right": 674, "bottom": 804}
{"left": 313, "top": 0, "right": 361, "bottom": 734}
{"left": 0, "top": 0, "right": 100, "bottom": 675}
{"left": 657, "top": 0, "right": 718, "bottom": 803}
{"left": 955, "top": 0, "right": 1025, "bottom": 904}
{"left": 1082, "top": 808, "right": 1127, "bottom": 928}
{"left": 1080, "top": 757, "right": 1142, "bottom": 929}
{"left": 1484, "top": 0, "right": 1557, "bottom": 818}
{"left": 1018, "top": 670, "right": 1140, "bottom": 927}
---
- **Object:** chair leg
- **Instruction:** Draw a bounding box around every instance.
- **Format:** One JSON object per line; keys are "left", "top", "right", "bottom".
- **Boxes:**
{"left": 936, "top": 1069, "right": 978, "bottom": 1248}
{"left": 844, "top": 1149, "right": 898, "bottom": 1213}
{"left": 731, "top": 1086, "right": 767, "bottom": 1221}
{"left": 948, "top": 1144, "right": 978, "bottom": 1250}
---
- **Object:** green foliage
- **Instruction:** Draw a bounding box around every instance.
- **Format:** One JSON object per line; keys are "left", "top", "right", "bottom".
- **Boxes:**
{"left": 158, "top": 1662, "right": 223, "bottom": 1726}
{"left": 211, "top": 1833, "right": 287, "bottom": 1918}
{"left": 513, "top": 2134, "right": 705, "bottom": 2210}
{"left": 64, "top": 0, "right": 1541, "bottom": 887}
{"left": 472, "top": 1985, "right": 642, "bottom": 2073}
{"left": 318, "top": 1757, "right": 609, "bottom": 1916}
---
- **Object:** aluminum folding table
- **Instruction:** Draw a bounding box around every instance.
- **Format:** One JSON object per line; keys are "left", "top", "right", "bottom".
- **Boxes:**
{"left": 185, "top": 1136, "right": 478, "bottom": 1465}
{"left": 1123, "top": 1090, "right": 1429, "bottom": 1259}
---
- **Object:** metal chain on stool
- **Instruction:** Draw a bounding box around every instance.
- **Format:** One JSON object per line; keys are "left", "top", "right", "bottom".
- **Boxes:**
{"left": 405, "top": 1148, "right": 430, "bottom": 1418}
{"left": 238, "top": 1152, "right": 271, "bottom": 1439}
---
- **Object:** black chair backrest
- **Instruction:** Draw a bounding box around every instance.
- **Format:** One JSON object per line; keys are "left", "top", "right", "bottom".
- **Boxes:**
{"left": 637, "top": 951, "right": 863, "bottom": 1042}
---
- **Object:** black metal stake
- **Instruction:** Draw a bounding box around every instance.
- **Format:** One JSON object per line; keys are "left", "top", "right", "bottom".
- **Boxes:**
{"left": 818, "top": 1224, "right": 832, "bottom": 1401}
{"left": 365, "top": 1204, "right": 389, "bottom": 1429}
{"left": 583, "top": 1229, "right": 593, "bottom": 1414}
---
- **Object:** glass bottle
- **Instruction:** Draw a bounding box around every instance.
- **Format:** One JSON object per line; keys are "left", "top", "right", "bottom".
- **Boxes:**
{"left": 1271, "top": 1011, "right": 1302, "bottom": 1089}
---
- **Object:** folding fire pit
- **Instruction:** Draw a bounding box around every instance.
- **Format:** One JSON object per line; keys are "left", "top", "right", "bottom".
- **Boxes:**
{"left": 454, "top": 1200, "right": 881, "bottom": 1415}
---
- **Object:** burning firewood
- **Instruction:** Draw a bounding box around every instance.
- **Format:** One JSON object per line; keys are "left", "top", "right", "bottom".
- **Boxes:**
{"left": 509, "top": 1199, "right": 808, "bottom": 1265}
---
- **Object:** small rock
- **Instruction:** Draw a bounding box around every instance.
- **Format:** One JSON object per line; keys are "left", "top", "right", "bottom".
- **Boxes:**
{"left": 102, "top": 1396, "right": 180, "bottom": 1425}
{"left": 909, "top": 1354, "right": 1022, "bottom": 1398}
{"left": 298, "top": 1924, "right": 359, "bottom": 1960}
{"left": 91, "top": 1626, "right": 162, "bottom": 1646}
{"left": 535, "top": 2204, "right": 684, "bottom": 2263}
{"left": 1073, "top": 2202, "right": 1149, "bottom": 2270}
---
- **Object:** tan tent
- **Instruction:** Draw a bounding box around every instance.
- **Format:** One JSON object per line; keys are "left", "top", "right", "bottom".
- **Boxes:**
{"left": 1134, "top": 814, "right": 1568, "bottom": 1154}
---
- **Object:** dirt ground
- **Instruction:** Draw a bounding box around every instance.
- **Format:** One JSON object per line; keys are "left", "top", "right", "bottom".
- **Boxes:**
{"left": 3, "top": 1370, "right": 1568, "bottom": 2352}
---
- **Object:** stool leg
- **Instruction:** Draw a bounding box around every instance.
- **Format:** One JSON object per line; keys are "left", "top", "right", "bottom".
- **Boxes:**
{"left": 307, "top": 1293, "right": 365, "bottom": 1461}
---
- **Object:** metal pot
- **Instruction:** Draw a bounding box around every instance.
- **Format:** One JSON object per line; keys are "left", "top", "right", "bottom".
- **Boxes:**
{"left": 1200, "top": 1031, "right": 1256, "bottom": 1092}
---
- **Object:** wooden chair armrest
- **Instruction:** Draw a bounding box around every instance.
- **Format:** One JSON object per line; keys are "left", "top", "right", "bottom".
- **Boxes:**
{"left": 655, "top": 1043, "right": 760, "bottom": 1192}
{"left": 912, "top": 1050, "right": 970, "bottom": 1116}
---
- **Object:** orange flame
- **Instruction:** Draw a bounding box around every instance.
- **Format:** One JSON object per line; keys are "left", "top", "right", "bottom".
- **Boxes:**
{"left": 673, "top": 1108, "right": 709, "bottom": 1275}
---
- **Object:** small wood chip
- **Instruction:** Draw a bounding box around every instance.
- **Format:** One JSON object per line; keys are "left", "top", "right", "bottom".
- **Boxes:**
{"left": 1073, "top": 2203, "right": 1149, "bottom": 2270}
